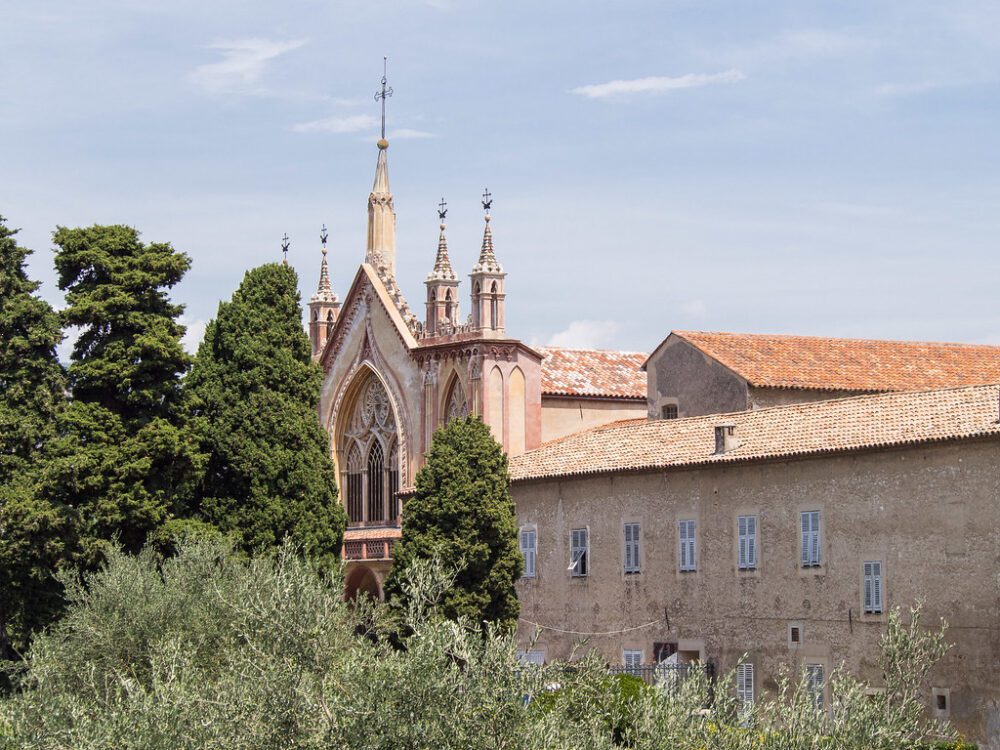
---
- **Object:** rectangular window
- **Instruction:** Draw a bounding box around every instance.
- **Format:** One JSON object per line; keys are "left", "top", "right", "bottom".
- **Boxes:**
{"left": 520, "top": 528, "right": 537, "bottom": 578}
{"left": 624, "top": 522, "right": 641, "bottom": 574}
{"left": 662, "top": 404, "right": 678, "bottom": 419}
{"left": 678, "top": 519, "right": 697, "bottom": 572}
{"left": 800, "top": 511, "right": 821, "bottom": 567}
{"left": 570, "top": 528, "right": 589, "bottom": 577}
{"left": 623, "top": 650, "right": 643, "bottom": 675}
{"left": 517, "top": 649, "right": 545, "bottom": 666}
{"left": 805, "top": 664, "right": 825, "bottom": 710}
{"left": 863, "top": 560, "right": 883, "bottom": 613}
{"left": 738, "top": 515, "right": 757, "bottom": 570}
{"left": 736, "top": 662, "right": 754, "bottom": 710}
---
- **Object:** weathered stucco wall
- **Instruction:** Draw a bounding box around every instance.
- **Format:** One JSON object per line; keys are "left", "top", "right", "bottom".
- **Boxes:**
{"left": 512, "top": 439, "right": 1000, "bottom": 747}
{"left": 748, "top": 386, "right": 871, "bottom": 410}
{"left": 646, "top": 336, "right": 748, "bottom": 418}
{"left": 541, "top": 397, "right": 647, "bottom": 443}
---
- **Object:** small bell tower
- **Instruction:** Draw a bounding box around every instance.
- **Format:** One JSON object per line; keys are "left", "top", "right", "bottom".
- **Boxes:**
{"left": 425, "top": 198, "right": 460, "bottom": 335}
{"left": 309, "top": 224, "right": 341, "bottom": 358}
{"left": 469, "top": 189, "right": 506, "bottom": 334}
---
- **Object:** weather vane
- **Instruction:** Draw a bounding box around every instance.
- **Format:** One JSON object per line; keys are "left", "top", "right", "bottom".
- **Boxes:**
{"left": 374, "top": 56, "right": 393, "bottom": 140}
{"left": 437, "top": 197, "right": 448, "bottom": 221}
{"left": 281, "top": 233, "right": 290, "bottom": 264}
{"left": 481, "top": 188, "right": 493, "bottom": 212}
{"left": 320, "top": 223, "right": 328, "bottom": 249}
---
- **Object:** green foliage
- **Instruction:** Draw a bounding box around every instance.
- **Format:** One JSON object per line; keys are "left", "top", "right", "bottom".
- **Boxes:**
{"left": 0, "top": 217, "right": 65, "bottom": 483}
{"left": 53, "top": 224, "right": 190, "bottom": 424}
{"left": 0, "top": 217, "right": 69, "bottom": 659}
{"left": 0, "top": 545, "right": 966, "bottom": 750}
{"left": 184, "top": 263, "right": 345, "bottom": 565}
{"left": 384, "top": 415, "right": 522, "bottom": 629}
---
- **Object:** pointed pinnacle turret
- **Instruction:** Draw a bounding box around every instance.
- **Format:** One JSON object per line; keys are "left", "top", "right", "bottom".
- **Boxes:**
{"left": 311, "top": 224, "right": 338, "bottom": 305}
{"left": 472, "top": 189, "right": 503, "bottom": 274}
{"left": 427, "top": 198, "right": 456, "bottom": 281}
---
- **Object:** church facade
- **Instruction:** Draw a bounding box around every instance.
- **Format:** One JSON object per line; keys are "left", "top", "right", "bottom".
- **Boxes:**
{"left": 308, "top": 139, "right": 1000, "bottom": 746}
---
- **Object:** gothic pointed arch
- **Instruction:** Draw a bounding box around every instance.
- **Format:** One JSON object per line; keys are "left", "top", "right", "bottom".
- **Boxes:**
{"left": 335, "top": 366, "right": 402, "bottom": 527}
{"left": 442, "top": 373, "right": 469, "bottom": 424}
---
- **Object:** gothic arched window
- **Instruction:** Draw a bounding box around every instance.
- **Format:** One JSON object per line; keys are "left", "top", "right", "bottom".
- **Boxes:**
{"left": 444, "top": 289, "right": 453, "bottom": 324}
{"left": 326, "top": 310, "right": 335, "bottom": 338}
{"left": 340, "top": 374, "right": 400, "bottom": 526}
{"left": 445, "top": 378, "right": 468, "bottom": 424}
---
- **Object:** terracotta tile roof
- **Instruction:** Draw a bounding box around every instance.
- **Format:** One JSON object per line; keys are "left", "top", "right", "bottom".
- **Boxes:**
{"left": 509, "top": 383, "right": 1000, "bottom": 482}
{"left": 538, "top": 346, "right": 646, "bottom": 399}
{"left": 667, "top": 331, "right": 1000, "bottom": 393}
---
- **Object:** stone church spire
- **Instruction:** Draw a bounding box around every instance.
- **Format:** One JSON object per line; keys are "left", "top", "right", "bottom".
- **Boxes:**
{"left": 366, "top": 139, "right": 397, "bottom": 276}
{"left": 309, "top": 225, "right": 341, "bottom": 358}
{"left": 367, "top": 60, "right": 397, "bottom": 276}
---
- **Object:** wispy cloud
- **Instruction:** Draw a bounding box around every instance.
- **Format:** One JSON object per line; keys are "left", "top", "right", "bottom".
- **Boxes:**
{"left": 547, "top": 320, "right": 620, "bottom": 349}
{"left": 192, "top": 38, "right": 307, "bottom": 95}
{"left": 571, "top": 69, "right": 745, "bottom": 99}
{"left": 292, "top": 114, "right": 379, "bottom": 134}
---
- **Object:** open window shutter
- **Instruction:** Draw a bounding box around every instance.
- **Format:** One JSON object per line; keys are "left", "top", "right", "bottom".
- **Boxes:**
{"left": 811, "top": 513, "right": 820, "bottom": 565}
{"left": 801, "top": 513, "right": 810, "bottom": 565}
{"left": 863, "top": 562, "right": 873, "bottom": 610}
{"left": 873, "top": 561, "right": 882, "bottom": 611}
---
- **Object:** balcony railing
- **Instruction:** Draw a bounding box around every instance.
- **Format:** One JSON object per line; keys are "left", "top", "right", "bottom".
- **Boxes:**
{"left": 343, "top": 539, "right": 395, "bottom": 561}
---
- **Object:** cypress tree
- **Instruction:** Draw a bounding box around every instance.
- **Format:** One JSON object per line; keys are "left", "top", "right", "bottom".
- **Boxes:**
{"left": 384, "top": 416, "right": 522, "bottom": 629}
{"left": 0, "top": 217, "right": 65, "bottom": 482}
{"left": 0, "top": 217, "right": 70, "bottom": 659}
{"left": 184, "top": 263, "right": 345, "bottom": 565}
{"left": 43, "top": 225, "right": 203, "bottom": 560}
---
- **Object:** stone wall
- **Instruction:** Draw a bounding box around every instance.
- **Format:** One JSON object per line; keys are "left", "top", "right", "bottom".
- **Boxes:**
{"left": 645, "top": 336, "right": 748, "bottom": 418}
{"left": 512, "top": 439, "right": 1000, "bottom": 747}
{"left": 541, "top": 396, "right": 647, "bottom": 443}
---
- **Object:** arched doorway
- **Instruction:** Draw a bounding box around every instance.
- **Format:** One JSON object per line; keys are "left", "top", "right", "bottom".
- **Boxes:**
{"left": 345, "top": 565, "right": 382, "bottom": 601}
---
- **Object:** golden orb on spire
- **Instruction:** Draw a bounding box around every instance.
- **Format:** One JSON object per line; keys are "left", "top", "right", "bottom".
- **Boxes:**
{"left": 377, "top": 138, "right": 389, "bottom": 150}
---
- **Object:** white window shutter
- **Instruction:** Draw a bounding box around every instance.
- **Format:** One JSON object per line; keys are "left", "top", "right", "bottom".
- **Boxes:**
{"left": 801, "top": 513, "right": 810, "bottom": 565}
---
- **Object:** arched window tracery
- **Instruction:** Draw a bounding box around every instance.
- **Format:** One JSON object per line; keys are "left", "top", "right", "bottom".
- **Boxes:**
{"left": 341, "top": 374, "right": 401, "bottom": 526}
{"left": 445, "top": 377, "right": 468, "bottom": 424}
{"left": 489, "top": 281, "right": 499, "bottom": 329}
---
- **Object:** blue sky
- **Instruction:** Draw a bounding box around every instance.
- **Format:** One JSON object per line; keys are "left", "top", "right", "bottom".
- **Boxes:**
{"left": 3, "top": 0, "right": 1000, "bottom": 355}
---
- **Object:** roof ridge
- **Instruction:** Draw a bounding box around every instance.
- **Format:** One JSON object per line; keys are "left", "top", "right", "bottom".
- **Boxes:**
{"left": 674, "top": 329, "right": 1000, "bottom": 350}
{"left": 538, "top": 345, "right": 647, "bottom": 356}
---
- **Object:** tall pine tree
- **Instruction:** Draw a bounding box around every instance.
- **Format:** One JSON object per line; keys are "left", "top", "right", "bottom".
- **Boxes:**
{"left": 384, "top": 417, "right": 522, "bottom": 630}
{"left": 0, "top": 217, "right": 71, "bottom": 659}
{"left": 184, "top": 263, "right": 345, "bottom": 565}
{"left": 42, "top": 225, "right": 203, "bottom": 560}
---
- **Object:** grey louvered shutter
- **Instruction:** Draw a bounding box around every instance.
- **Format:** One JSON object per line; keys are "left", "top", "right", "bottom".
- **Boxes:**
{"left": 747, "top": 516, "right": 757, "bottom": 567}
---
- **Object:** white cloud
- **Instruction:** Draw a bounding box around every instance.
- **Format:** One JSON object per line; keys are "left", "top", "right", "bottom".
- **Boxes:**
{"left": 192, "top": 38, "right": 307, "bottom": 95}
{"left": 292, "top": 114, "right": 379, "bottom": 134}
{"left": 571, "top": 69, "right": 745, "bottom": 99}
{"left": 181, "top": 317, "right": 207, "bottom": 354}
{"left": 547, "top": 320, "right": 621, "bottom": 349}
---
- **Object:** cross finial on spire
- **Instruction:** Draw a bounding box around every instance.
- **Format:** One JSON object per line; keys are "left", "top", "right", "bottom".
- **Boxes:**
{"left": 481, "top": 188, "right": 493, "bottom": 212}
{"left": 437, "top": 197, "right": 448, "bottom": 221}
{"left": 374, "top": 56, "right": 393, "bottom": 141}
{"left": 320, "top": 224, "right": 328, "bottom": 254}
{"left": 281, "top": 233, "right": 290, "bottom": 264}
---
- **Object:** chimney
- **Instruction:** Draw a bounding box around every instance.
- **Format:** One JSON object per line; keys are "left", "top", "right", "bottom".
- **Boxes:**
{"left": 714, "top": 423, "right": 739, "bottom": 454}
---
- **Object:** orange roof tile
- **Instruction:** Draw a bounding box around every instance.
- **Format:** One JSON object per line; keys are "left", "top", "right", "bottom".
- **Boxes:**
{"left": 509, "top": 383, "right": 1000, "bottom": 482}
{"left": 668, "top": 331, "right": 1000, "bottom": 392}
{"left": 539, "top": 346, "right": 646, "bottom": 399}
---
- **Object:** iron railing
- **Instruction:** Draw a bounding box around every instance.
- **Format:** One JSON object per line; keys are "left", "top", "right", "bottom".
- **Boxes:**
{"left": 608, "top": 662, "right": 715, "bottom": 688}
